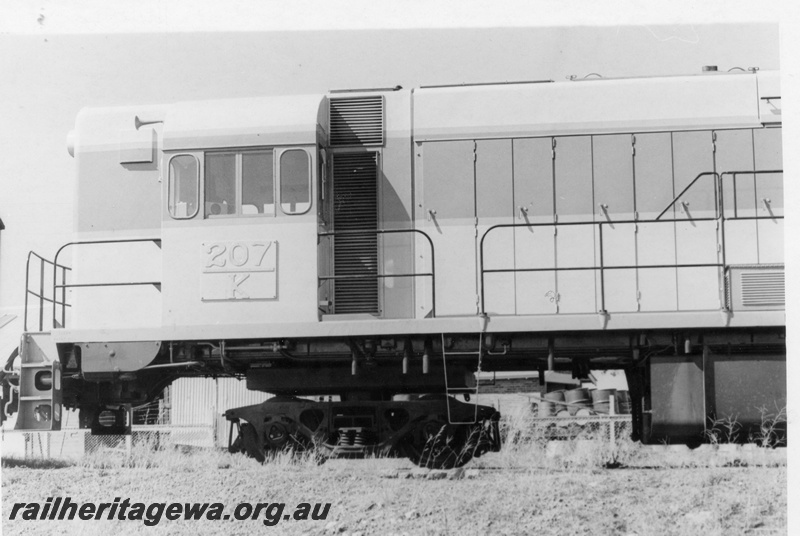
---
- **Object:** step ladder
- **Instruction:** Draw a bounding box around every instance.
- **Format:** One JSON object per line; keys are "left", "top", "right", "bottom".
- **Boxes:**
{"left": 441, "top": 331, "right": 484, "bottom": 425}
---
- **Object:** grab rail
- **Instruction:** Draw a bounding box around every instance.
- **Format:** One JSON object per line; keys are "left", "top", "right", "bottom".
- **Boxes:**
{"left": 318, "top": 228, "right": 437, "bottom": 317}
{"left": 479, "top": 218, "right": 723, "bottom": 315}
{"left": 655, "top": 172, "right": 719, "bottom": 220}
{"left": 49, "top": 238, "right": 162, "bottom": 329}
{"left": 479, "top": 169, "right": 783, "bottom": 315}
{"left": 24, "top": 252, "right": 71, "bottom": 332}
{"left": 719, "top": 170, "right": 783, "bottom": 219}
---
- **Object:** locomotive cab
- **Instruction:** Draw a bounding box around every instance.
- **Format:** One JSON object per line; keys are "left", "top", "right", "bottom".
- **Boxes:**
{"left": 159, "top": 95, "right": 323, "bottom": 332}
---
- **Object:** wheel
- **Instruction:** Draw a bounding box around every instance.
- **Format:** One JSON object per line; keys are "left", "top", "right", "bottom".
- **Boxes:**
{"left": 265, "top": 421, "right": 290, "bottom": 449}
{"left": 406, "top": 421, "right": 475, "bottom": 470}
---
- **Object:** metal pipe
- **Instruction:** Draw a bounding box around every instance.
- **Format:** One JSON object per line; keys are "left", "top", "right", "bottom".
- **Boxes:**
{"left": 598, "top": 222, "right": 606, "bottom": 313}
{"left": 52, "top": 237, "right": 161, "bottom": 329}
{"left": 317, "top": 273, "right": 432, "bottom": 281}
{"left": 60, "top": 266, "right": 67, "bottom": 328}
{"left": 318, "top": 228, "right": 437, "bottom": 317}
{"left": 23, "top": 254, "right": 31, "bottom": 331}
{"left": 655, "top": 172, "right": 719, "bottom": 220}
{"left": 38, "top": 258, "right": 44, "bottom": 331}
{"left": 55, "top": 282, "right": 160, "bottom": 289}
{"left": 141, "top": 361, "right": 202, "bottom": 370}
{"left": 483, "top": 262, "right": 723, "bottom": 275}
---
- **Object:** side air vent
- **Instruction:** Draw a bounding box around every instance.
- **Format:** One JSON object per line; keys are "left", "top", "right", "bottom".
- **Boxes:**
{"left": 726, "top": 265, "right": 785, "bottom": 310}
{"left": 329, "top": 96, "right": 384, "bottom": 147}
{"left": 332, "top": 152, "right": 379, "bottom": 314}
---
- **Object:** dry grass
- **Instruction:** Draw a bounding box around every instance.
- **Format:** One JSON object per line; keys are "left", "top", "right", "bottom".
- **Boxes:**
{"left": 1, "top": 404, "right": 787, "bottom": 474}
{"left": 470, "top": 403, "right": 787, "bottom": 472}
{"left": 1, "top": 412, "right": 787, "bottom": 536}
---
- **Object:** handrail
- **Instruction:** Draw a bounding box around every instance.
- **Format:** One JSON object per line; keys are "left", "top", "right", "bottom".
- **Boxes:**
{"left": 24, "top": 251, "right": 71, "bottom": 332}
{"left": 51, "top": 238, "right": 162, "bottom": 329}
{"left": 479, "top": 219, "right": 723, "bottom": 315}
{"left": 718, "top": 170, "right": 783, "bottom": 219}
{"left": 655, "top": 171, "right": 719, "bottom": 220}
{"left": 318, "top": 228, "right": 436, "bottom": 317}
{"left": 479, "top": 168, "right": 783, "bottom": 315}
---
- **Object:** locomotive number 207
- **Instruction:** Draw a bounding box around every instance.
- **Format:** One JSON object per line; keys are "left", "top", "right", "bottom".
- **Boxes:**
{"left": 202, "top": 241, "right": 277, "bottom": 273}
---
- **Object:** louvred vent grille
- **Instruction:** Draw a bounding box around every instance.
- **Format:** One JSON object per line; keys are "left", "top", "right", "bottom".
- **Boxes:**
{"left": 740, "top": 271, "right": 784, "bottom": 307}
{"left": 332, "top": 152, "right": 379, "bottom": 314}
{"left": 329, "top": 96, "right": 384, "bottom": 147}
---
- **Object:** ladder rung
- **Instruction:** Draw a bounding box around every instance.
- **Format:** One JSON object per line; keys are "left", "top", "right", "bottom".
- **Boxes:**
{"left": 442, "top": 332, "right": 485, "bottom": 425}
{"left": 20, "top": 396, "right": 53, "bottom": 401}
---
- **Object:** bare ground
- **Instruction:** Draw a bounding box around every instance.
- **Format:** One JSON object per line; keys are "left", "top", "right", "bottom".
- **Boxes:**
{"left": 1, "top": 450, "right": 787, "bottom": 536}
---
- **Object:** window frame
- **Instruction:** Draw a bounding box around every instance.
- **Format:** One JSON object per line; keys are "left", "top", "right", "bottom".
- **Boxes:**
{"left": 200, "top": 147, "right": 313, "bottom": 219}
{"left": 204, "top": 151, "right": 238, "bottom": 218}
{"left": 277, "top": 147, "right": 313, "bottom": 215}
{"left": 167, "top": 153, "right": 200, "bottom": 220}
{"left": 241, "top": 149, "right": 276, "bottom": 217}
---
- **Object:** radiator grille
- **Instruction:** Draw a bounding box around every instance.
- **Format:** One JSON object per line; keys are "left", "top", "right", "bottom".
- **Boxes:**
{"left": 740, "top": 271, "right": 785, "bottom": 307}
{"left": 332, "top": 153, "right": 379, "bottom": 314}
{"left": 329, "top": 96, "right": 384, "bottom": 147}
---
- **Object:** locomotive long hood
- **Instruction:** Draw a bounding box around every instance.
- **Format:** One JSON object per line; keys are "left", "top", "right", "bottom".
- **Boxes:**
{"left": 163, "top": 93, "right": 326, "bottom": 150}
{"left": 414, "top": 72, "right": 774, "bottom": 142}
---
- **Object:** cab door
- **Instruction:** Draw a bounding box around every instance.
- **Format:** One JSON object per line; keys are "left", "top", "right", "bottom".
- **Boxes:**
{"left": 417, "top": 140, "right": 477, "bottom": 317}
{"left": 753, "top": 127, "right": 783, "bottom": 264}
{"left": 475, "top": 139, "right": 514, "bottom": 315}
{"left": 512, "top": 138, "right": 557, "bottom": 315}
{"left": 593, "top": 134, "right": 637, "bottom": 313}
{"left": 672, "top": 131, "right": 720, "bottom": 311}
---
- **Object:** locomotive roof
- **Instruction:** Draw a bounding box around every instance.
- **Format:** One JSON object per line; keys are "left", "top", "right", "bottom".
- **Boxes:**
{"left": 71, "top": 70, "right": 779, "bottom": 155}
{"left": 162, "top": 93, "right": 325, "bottom": 151}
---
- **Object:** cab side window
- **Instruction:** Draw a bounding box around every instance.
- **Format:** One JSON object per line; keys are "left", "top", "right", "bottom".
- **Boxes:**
{"left": 279, "top": 149, "right": 311, "bottom": 214}
{"left": 242, "top": 151, "right": 274, "bottom": 215}
{"left": 205, "top": 153, "right": 236, "bottom": 216}
{"left": 168, "top": 154, "right": 199, "bottom": 219}
{"left": 201, "top": 147, "right": 311, "bottom": 218}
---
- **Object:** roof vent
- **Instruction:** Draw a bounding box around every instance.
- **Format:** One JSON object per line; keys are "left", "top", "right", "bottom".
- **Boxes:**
{"left": 329, "top": 96, "right": 384, "bottom": 147}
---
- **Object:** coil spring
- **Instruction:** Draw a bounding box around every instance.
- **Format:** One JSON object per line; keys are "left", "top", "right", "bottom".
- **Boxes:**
{"left": 336, "top": 429, "right": 367, "bottom": 446}
{"left": 337, "top": 429, "right": 354, "bottom": 446}
{"left": 352, "top": 430, "right": 366, "bottom": 446}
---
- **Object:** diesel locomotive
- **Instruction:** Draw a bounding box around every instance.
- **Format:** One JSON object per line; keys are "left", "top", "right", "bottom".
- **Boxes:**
{"left": 2, "top": 67, "right": 785, "bottom": 467}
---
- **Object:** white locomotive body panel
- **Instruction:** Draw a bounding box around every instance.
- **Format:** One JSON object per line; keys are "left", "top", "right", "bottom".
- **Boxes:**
{"left": 53, "top": 70, "right": 783, "bottom": 343}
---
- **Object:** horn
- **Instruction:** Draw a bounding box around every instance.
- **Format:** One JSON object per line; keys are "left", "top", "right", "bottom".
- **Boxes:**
{"left": 134, "top": 115, "right": 164, "bottom": 130}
